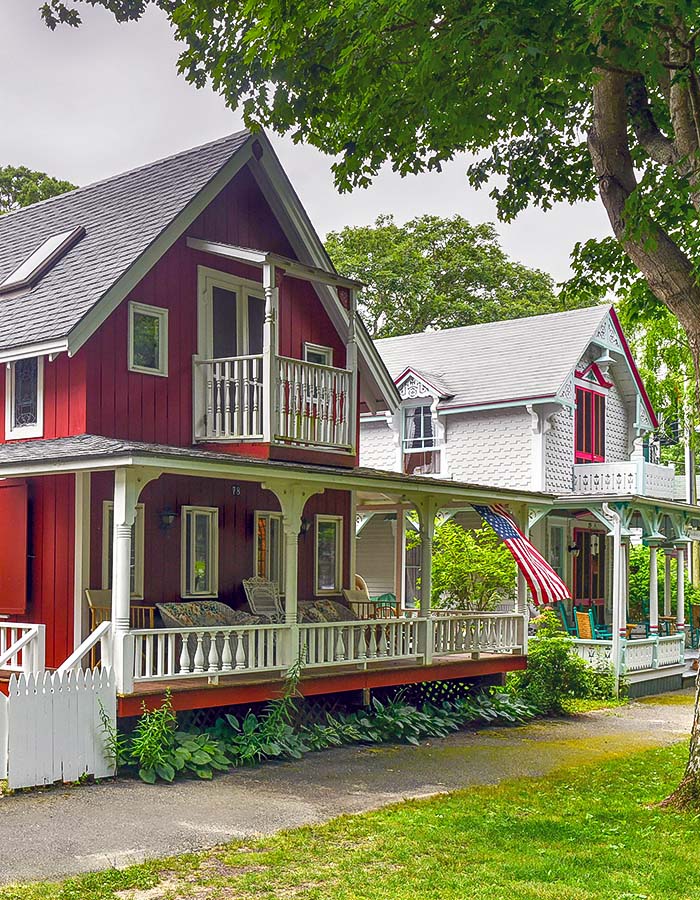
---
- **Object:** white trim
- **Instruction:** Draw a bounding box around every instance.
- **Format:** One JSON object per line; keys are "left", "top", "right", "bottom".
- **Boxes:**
{"left": 102, "top": 500, "right": 145, "bottom": 600}
{"left": 66, "top": 138, "right": 255, "bottom": 357}
{"left": 303, "top": 342, "right": 333, "bottom": 366}
{"left": 73, "top": 472, "right": 91, "bottom": 648}
{"left": 254, "top": 509, "right": 285, "bottom": 594}
{"left": 0, "top": 339, "right": 68, "bottom": 365}
{"left": 180, "top": 505, "right": 219, "bottom": 598}
{"left": 314, "top": 514, "right": 343, "bottom": 595}
{"left": 5, "top": 356, "right": 44, "bottom": 440}
{"left": 196, "top": 266, "right": 265, "bottom": 360}
{"left": 128, "top": 301, "right": 169, "bottom": 377}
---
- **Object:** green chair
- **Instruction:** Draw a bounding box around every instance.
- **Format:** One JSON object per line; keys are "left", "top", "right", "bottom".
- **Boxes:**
{"left": 552, "top": 600, "right": 576, "bottom": 636}
{"left": 689, "top": 604, "right": 700, "bottom": 649}
{"left": 371, "top": 593, "right": 398, "bottom": 618}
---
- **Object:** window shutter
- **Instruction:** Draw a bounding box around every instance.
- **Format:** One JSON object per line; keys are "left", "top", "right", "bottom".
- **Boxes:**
{"left": 0, "top": 481, "right": 28, "bottom": 614}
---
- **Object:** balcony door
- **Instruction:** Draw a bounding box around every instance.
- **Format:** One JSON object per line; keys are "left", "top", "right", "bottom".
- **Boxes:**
{"left": 197, "top": 268, "right": 266, "bottom": 439}
{"left": 210, "top": 284, "right": 264, "bottom": 360}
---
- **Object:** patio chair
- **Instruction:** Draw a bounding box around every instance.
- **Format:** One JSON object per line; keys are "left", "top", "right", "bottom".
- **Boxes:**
{"left": 371, "top": 592, "right": 399, "bottom": 618}
{"left": 689, "top": 604, "right": 700, "bottom": 650}
{"left": 575, "top": 608, "right": 611, "bottom": 641}
{"left": 85, "top": 589, "right": 155, "bottom": 666}
{"left": 242, "top": 576, "right": 285, "bottom": 623}
{"left": 552, "top": 600, "right": 576, "bottom": 636}
{"left": 343, "top": 589, "right": 375, "bottom": 620}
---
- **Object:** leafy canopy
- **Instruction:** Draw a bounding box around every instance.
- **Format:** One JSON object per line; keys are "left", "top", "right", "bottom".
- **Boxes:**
{"left": 0, "top": 165, "right": 75, "bottom": 214}
{"left": 325, "top": 214, "right": 589, "bottom": 339}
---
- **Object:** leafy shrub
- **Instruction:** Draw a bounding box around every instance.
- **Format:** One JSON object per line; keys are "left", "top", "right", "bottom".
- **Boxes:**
{"left": 628, "top": 543, "right": 700, "bottom": 621}
{"left": 507, "top": 609, "right": 617, "bottom": 714}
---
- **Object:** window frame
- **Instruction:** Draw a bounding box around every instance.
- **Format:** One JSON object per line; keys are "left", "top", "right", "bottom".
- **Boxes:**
{"left": 5, "top": 355, "right": 44, "bottom": 440}
{"left": 254, "top": 510, "right": 285, "bottom": 594}
{"left": 303, "top": 342, "right": 334, "bottom": 367}
{"left": 314, "top": 514, "right": 344, "bottom": 595}
{"left": 574, "top": 385, "right": 606, "bottom": 463}
{"left": 180, "top": 505, "right": 219, "bottom": 599}
{"left": 101, "top": 500, "right": 146, "bottom": 600}
{"left": 401, "top": 401, "right": 441, "bottom": 475}
{"left": 128, "top": 301, "right": 169, "bottom": 377}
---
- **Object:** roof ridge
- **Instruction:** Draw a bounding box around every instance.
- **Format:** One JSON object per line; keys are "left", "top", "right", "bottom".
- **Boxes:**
{"left": 0, "top": 128, "right": 252, "bottom": 221}
{"left": 374, "top": 304, "right": 611, "bottom": 345}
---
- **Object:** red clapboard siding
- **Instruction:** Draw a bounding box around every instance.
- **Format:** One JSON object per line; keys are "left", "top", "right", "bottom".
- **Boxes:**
{"left": 0, "top": 481, "right": 29, "bottom": 615}
{"left": 83, "top": 163, "right": 348, "bottom": 453}
{"left": 89, "top": 473, "right": 351, "bottom": 608}
{"left": 5, "top": 475, "right": 76, "bottom": 668}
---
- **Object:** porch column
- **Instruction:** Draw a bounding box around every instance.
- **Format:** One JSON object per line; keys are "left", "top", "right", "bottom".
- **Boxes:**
{"left": 111, "top": 467, "right": 160, "bottom": 693}
{"left": 648, "top": 544, "right": 659, "bottom": 636}
{"left": 664, "top": 549, "right": 673, "bottom": 616}
{"left": 602, "top": 503, "right": 624, "bottom": 694}
{"left": 676, "top": 543, "right": 687, "bottom": 633}
{"left": 262, "top": 262, "right": 278, "bottom": 444}
{"left": 394, "top": 507, "right": 405, "bottom": 610}
{"left": 346, "top": 288, "right": 358, "bottom": 450}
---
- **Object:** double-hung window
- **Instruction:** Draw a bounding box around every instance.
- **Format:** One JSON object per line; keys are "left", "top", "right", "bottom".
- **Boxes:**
{"left": 255, "top": 511, "right": 284, "bottom": 592}
{"left": 315, "top": 515, "right": 343, "bottom": 595}
{"left": 128, "top": 301, "right": 168, "bottom": 376}
{"left": 402, "top": 404, "right": 439, "bottom": 475}
{"left": 102, "top": 501, "right": 146, "bottom": 599}
{"left": 575, "top": 386, "right": 605, "bottom": 463}
{"left": 181, "top": 506, "right": 219, "bottom": 598}
{"left": 5, "top": 356, "right": 43, "bottom": 439}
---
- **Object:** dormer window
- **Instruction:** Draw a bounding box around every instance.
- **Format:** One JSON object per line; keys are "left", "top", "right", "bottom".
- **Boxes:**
{"left": 402, "top": 403, "right": 440, "bottom": 475}
{"left": 575, "top": 386, "right": 605, "bottom": 463}
{"left": 5, "top": 356, "right": 43, "bottom": 440}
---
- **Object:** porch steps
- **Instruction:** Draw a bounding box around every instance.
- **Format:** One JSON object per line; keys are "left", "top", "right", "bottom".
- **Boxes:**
{"left": 119, "top": 652, "right": 527, "bottom": 717}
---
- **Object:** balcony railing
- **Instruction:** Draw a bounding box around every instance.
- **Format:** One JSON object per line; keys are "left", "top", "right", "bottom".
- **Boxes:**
{"left": 193, "top": 354, "right": 354, "bottom": 450}
{"left": 572, "top": 460, "right": 676, "bottom": 500}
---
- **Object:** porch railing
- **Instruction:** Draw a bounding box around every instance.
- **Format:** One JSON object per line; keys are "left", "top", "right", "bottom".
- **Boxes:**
{"left": 128, "top": 612, "right": 526, "bottom": 686}
{"left": 573, "top": 633, "right": 685, "bottom": 674}
{"left": 276, "top": 356, "right": 352, "bottom": 448}
{"left": 193, "top": 353, "right": 353, "bottom": 449}
{"left": 432, "top": 613, "right": 525, "bottom": 656}
{"left": 131, "top": 623, "right": 287, "bottom": 681}
{"left": 299, "top": 617, "right": 420, "bottom": 667}
{"left": 0, "top": 623, "right": 45, "bottom": 675}
{"left": 572, "top": 460, "right": 676, "bottom": 500}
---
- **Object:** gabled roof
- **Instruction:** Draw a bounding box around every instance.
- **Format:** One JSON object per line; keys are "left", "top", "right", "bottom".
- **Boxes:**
{"left": 0, "top": 131, "right": 399, "bottom": 411}
{"left": 0, "top": 131, "right": 251, "bottom": 355}
{"left": 372, "top": 305, "right": 657, "bottom": 425}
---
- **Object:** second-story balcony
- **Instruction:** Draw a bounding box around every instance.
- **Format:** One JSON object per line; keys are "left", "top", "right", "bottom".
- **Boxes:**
{"left": 572, "top": 460, "right": 676, "bottom": 501}
{"left": 193, "top": 354, "right": 355, "bottom": 451}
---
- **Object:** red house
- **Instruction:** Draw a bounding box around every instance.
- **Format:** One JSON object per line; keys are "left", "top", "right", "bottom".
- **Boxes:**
{"left": 0, "top": 131, "right": 537, "bottom": 727}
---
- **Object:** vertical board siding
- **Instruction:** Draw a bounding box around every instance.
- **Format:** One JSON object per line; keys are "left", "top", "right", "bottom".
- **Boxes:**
{"left": 89, "top": 472, "right": 351, "bottom": 608}
{"left": 84, "top": 164, "right": 347, "bottom": 449}
{"left": 10, "top": 475, "right": 76, "bottom": 669}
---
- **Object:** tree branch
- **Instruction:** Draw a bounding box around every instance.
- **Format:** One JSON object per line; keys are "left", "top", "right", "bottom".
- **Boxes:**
{"left": 627, "top": 76, "right": 676, "bottom": 166}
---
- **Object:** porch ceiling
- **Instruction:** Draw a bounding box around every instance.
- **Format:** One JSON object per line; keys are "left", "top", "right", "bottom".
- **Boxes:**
{"left": 0, "top": 433, "right": 550, "bottom": 506}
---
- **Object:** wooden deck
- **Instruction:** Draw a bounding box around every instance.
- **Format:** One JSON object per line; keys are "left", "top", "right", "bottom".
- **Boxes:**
{"left": 118, "top": 652, "right": 526, "bottom": 716}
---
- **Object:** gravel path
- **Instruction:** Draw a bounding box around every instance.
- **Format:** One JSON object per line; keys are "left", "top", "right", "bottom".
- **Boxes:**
{"left": 0, "top": 692, "right": 694, "bottom": 884}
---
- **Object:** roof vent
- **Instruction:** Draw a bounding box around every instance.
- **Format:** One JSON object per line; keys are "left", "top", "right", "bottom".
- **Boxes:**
{"left": 0, "top": 226, "right": 85, "bottom": 296}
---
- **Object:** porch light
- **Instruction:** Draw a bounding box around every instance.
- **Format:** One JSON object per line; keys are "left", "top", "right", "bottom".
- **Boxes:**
{"left": 158, "top": 507, "right": 178, "bottom": 531}
{"left": 567, "top": 543, "right": 581, "bottom": 558}
{"left": 300, "top": 517, "right": 311, "bottom": 536}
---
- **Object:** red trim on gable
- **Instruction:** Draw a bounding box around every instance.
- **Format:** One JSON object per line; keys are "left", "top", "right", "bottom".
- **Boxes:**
{"left": 608, "top": 307, "right": 659, "bottom": 428}
{"left": 575, "top": 361, "right": 613, "bottom": 389}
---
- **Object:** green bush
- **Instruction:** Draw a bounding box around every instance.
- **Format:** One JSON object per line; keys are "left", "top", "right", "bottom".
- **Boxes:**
{"left": 628, "top": 543, "right": 700, "bottom": 622}
{"left": 507, "top": 609, "right": 617, "bottom": 715}
{"left": 429, "top": 521, "right": 517, "bottom": 610}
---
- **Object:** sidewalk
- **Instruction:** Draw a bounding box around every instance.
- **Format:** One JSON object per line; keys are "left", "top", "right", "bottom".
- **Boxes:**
{"left": 0, "top": 691, "right": 694, "bottom": 884}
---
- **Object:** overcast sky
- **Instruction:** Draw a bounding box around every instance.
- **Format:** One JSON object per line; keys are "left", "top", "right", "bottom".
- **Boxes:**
{"left": 3, "top": 1, "right": 612, "bottom": 283}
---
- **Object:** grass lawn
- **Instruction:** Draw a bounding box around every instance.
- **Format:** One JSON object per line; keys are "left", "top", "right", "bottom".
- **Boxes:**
{"left": 2, "top": 741, "right": 699, "bottom": 900}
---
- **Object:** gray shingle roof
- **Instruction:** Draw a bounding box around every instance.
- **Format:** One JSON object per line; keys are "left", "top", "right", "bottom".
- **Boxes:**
{"left": 374, "top": 305, "right": 612, "bottom": 408}
{"left": 0, "top": 130, "right": 251, "bottom": 352}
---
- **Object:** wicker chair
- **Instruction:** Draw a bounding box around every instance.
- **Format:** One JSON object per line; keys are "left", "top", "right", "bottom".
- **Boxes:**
{"left": 242, "top": 576, "right": 285, "bottom": 623}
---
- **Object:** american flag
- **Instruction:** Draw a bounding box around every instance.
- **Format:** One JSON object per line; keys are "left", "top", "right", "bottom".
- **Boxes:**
{"left": 472, "top": 503, "right": 570, "bottom": 606}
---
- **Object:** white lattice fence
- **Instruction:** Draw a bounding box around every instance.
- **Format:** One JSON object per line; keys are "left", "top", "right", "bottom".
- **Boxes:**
{"left": 0, "top": 668, "right": 116, "bottom": 790}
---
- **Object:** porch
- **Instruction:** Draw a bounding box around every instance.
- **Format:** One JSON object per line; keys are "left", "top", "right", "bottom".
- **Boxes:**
{"left": 0, "top": 435, "right": 535, "bottom": 713}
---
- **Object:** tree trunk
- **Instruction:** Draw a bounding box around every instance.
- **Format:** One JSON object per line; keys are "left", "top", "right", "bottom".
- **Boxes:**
{"left": 588, "top": 66, "right": 700, "bottom": 807}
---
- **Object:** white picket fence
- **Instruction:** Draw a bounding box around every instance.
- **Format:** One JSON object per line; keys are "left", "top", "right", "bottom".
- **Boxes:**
{"left": 0, "top": 668, "right": 116, "bottom": 789}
